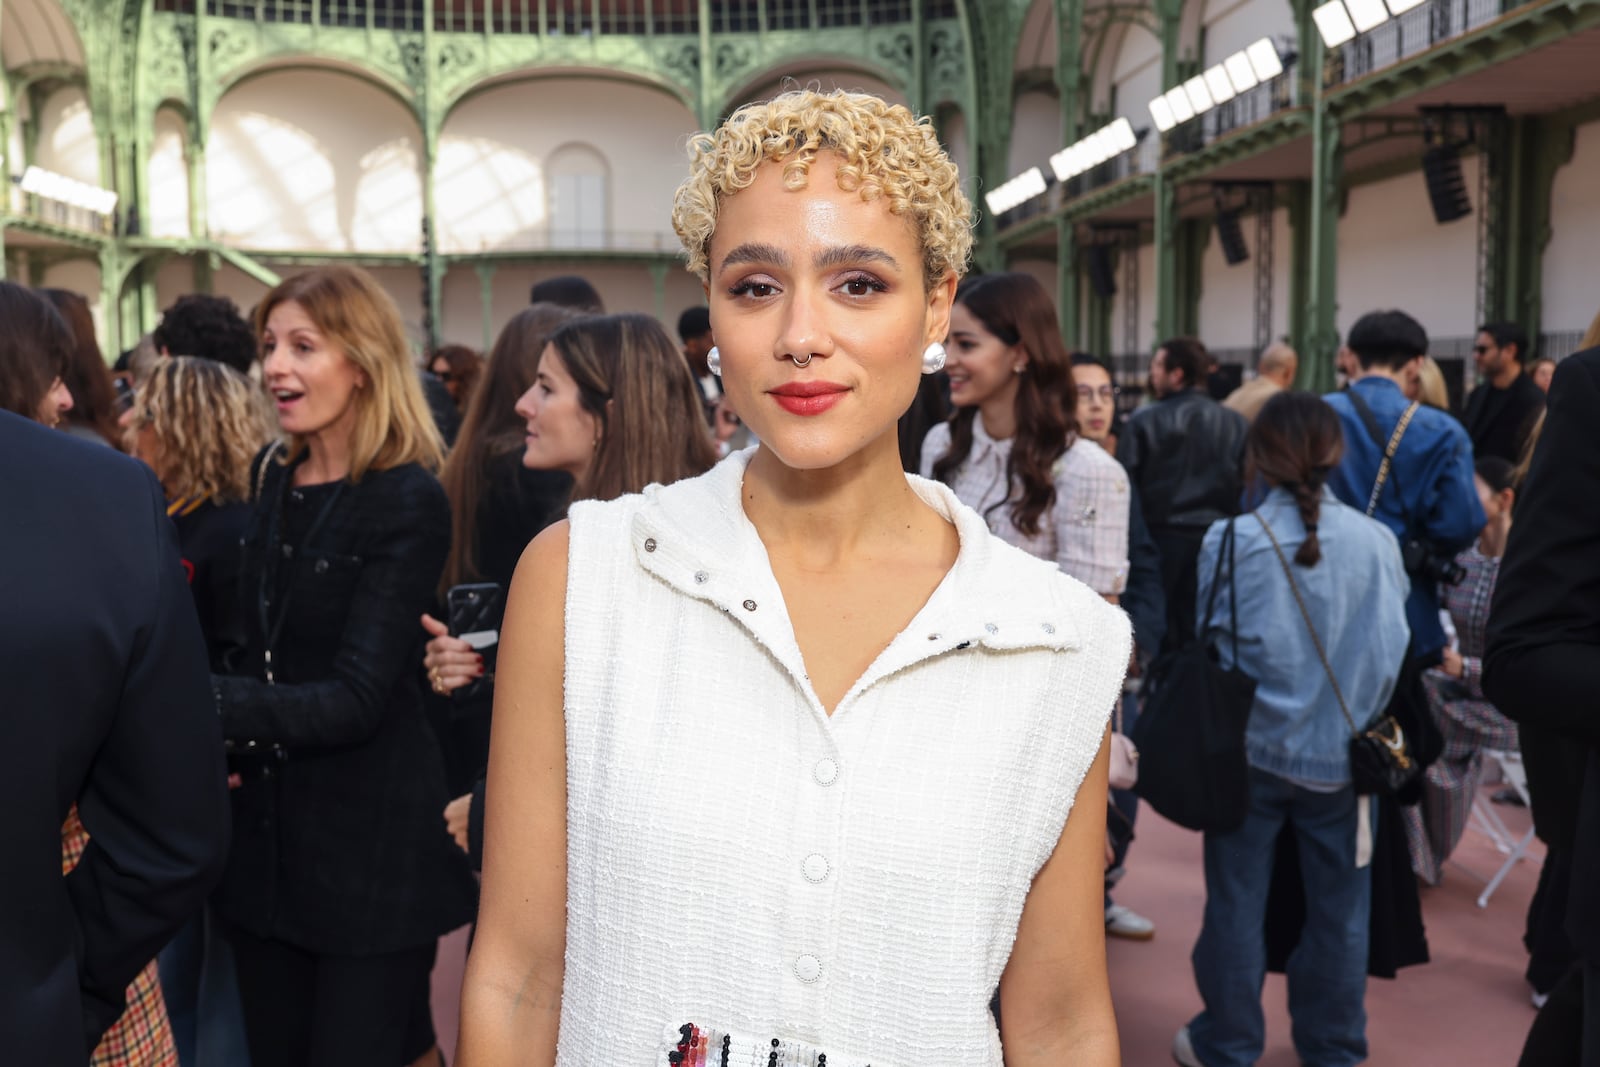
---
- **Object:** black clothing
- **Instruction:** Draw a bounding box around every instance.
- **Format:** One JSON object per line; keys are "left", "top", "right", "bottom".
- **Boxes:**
{"left": 1122, "top": 487, "right": 1167, "bottom": 658}
{"left": 214, "top": 449, "right": 475, "bottom": 956}
{"left": 1462, "top": 369, "right": 1544, "bottom": 464}
{"left": 428, "top": 453, "right": 567, "bottom": 796}
{"left": 0, "top": 411, "right": 229, "bottom": 1062}
{"left": 1518, "top": 962, "right": 1600, "bottom": 1067}
{"left": 172, "top": 498, "right": 251, "bottom": 669}
{"left": 422, "top": 372, "right": 461, "bottom": 448}
{"left": 1117, "top": 389, "right": 1249, "bottom": 532}
{"left": 1486, "top": 346, "right": 1600, "bottom": 1058}
{"left": 1118, "top": 390, "right": 1247, "bottom": 653}
{"left": 226, "top": 921, "right": 435, "bottom": 1067}
{"left": 475, "top": 450, "right": 571, "bottom": 592}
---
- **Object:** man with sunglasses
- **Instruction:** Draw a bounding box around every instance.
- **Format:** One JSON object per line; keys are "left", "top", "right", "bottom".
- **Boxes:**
{"left": 1463, "top": 321, "right": 1545, "bottom": 463}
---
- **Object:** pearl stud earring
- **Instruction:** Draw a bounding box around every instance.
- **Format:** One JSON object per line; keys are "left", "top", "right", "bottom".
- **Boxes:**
{"left": 707, "top": 346, "right": 721, "bottom": 376}
{"left": 922, "top": 342, "right": 947, "bottom": 375}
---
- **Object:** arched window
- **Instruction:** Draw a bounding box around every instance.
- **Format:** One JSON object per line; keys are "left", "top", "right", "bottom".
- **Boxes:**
{"left": 547, "top": 143, "right": 608, "bottom": 250}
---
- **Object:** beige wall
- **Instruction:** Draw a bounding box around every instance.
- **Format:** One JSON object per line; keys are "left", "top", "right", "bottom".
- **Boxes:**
{"left": 1197, "top": 206, "right": 1292, "bottom": 351}
{"left": 1201, "top": 0, "right": 1295, "bottom": 63}
{"left": 1541, "top": 119, "right": 1600, "bottom": 334}
{"left": 208, "top": 69, "right": 425, "bottom": 253}
{"left": 437, "top": 76, "right": 697, "bottom": 255}
{"left": 1111, "top": 26, "right": 1163, "bottom": 175}
{"left": 150, "top": 108, "right": 190, "bottom": 239}
{"left": 1008, "top": 88, "right": 1061, "bottom": 178}
{"left": 35, "top": 86, "right": 99, "bottom": 185}
{"left": 1337, "top": 155, "right": 1480, "bottom": 341}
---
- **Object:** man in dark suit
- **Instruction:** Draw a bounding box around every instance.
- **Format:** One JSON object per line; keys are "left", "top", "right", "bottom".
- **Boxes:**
{"left": 1485, "top": 345, "right": 1600, "bottom": 1065}
{"left": 1462, "top": 321, "right": 1544, "bottom": 463}
{"left": 1, "top": 410, "right": 230, "bottom": 1063}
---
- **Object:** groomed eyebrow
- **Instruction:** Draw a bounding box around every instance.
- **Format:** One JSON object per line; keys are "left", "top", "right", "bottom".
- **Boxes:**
{"left": 718, "top": 243, "right": 790, "bottom": 272}
{"left": 717, "top": 243, "right": 902, "bottom": 274}
{"left": 814, "top": 244, "right": 901, "bottom": 272}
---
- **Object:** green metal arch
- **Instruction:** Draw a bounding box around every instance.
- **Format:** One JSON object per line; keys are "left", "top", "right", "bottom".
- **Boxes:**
{"left": 715, "top": 53, "right": 909, "bottom": 119}
{"left": 442, "top": 63, "right": 696, "bottom": 129}
{"left": 213, "top": 54, "right": 418, "bottom": 114}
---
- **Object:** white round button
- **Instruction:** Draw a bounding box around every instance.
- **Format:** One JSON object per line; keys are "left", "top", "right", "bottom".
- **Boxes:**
{"left": 813, "top": 758, "right": 839, "bottom": 786}
{"left": 795, "top": 954, "right": 822, "bottom": 983}
{"left": 802, "top": 854, "right": 830, "bottom": 883}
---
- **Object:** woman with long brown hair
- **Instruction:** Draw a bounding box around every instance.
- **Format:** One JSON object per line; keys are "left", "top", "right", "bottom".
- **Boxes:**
{"left": 921, "top": 271, "right": 1130, "bottom": 600}
{"left": 1179, "top": 391, "right": 1409, "bottom": 1067}
{"left": 423, "top": 312, "right": 716, "bottom": 860}
{"left": 38, "top": 287, "right": 121, "bottom": 447}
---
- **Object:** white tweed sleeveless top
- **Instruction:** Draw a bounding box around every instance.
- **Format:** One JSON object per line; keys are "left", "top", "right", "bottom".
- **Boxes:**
{"left": 556, "top": 449, "right": 1130, "bottom": 1066}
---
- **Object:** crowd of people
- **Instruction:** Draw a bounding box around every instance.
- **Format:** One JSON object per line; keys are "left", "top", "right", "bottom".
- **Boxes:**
{"left": 4, "top": 87, "right": 1599, "bottom": 1067}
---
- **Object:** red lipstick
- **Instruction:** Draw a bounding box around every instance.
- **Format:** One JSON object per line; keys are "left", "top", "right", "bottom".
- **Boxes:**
{"left": 768, "top": 380, "right": 849, "bottom": 416}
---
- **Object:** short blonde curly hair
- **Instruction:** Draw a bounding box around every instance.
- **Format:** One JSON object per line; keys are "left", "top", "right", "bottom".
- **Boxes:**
{"left": 126, "top": 355, "right": 276, "bottom": 503}
{"left": 672, "top": 89, "right": 972, "bottom": 286}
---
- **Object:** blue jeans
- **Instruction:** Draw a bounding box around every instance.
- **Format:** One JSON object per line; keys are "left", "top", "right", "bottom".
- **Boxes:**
{"left": 1189, "top": 768, "right": 1371, "bottom": 1067}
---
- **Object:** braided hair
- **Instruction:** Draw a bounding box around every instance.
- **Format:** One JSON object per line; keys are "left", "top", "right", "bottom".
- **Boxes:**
{"left": 1246, "top": 392, "right": 1345, "bottom": 567}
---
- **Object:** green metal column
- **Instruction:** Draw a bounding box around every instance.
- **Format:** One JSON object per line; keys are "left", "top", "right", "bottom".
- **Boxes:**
{"left": 1304, "top": 93, "right": 1342, "bottom": 392}
{"left": 420, "top": 0, "right": 443, "bottom": 351}
{"left": 1153, "top": 170, "right": 1178, "bottom": 339}
{"left": 648, "top": 259, "right": 672, "bottom": 323}
{"left": 1174, "top": 219, "right": 1206, "bottom": 337}
{"left": 1500, "top": 115, "right": 1575, "bottom": 342}
{"left": 476, "top": 261, "right": 497, "bottom": 353}
{"left": 1057, "top": 218, "right": 1079, "bottom": 347}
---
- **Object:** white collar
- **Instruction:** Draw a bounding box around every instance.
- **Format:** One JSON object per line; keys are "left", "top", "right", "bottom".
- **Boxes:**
{"left": 969, "top": 410, "right": 1012, "bottom": 457}
{"left": 625, "top": 448, "right": 1081, "bottom": 709}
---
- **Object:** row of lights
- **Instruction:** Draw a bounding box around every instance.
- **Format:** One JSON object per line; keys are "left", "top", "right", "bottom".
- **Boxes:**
{"left": 1148, "top": 38, "right": 1286, "bottom": 133}
{"left": 18, "top": 165, "right": 119, "bottom": 215}
{"left": 1050, "top": 117, "right": 1139, "bottom": 183}
{"left": 983, "top": 116, "right": 1142, "bottom": 216}
{"left": 1311, "top": 0, "right": 1426, "bottom": 47}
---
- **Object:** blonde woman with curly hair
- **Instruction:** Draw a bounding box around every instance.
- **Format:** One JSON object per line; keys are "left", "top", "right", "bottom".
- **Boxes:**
{"left": 211, "top": 266, "right": 476, "bottom": 1066}
{"left": 459, "top": 90, "right": 1127, "bottom": 1067}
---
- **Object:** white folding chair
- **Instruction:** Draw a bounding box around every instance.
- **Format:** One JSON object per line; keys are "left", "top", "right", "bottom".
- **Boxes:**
{"left": 1470, "top": 749, "right": 1538, "bottom": 909}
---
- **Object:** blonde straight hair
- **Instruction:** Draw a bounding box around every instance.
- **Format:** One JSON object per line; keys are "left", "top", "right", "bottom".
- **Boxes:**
{"left": 254, "top": 266, "right": 443, "bottom": 480}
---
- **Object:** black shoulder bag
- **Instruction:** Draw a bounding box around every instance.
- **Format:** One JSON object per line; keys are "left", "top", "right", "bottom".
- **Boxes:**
{"left": 1130, "top": 519, "right": 1258, "bottom": 833}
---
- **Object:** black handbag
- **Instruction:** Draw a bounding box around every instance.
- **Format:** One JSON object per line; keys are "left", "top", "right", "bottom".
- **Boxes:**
{"left": 1130, "top": 519, "right": 1258, "bottom": 833}
{"left": 1254, "top": 511, "right": 1420, "bottom": 797}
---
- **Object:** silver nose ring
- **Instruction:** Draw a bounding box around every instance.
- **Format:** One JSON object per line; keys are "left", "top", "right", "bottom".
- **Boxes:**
{"left": 790, "top": 353, "right": 814, "bottom": 367}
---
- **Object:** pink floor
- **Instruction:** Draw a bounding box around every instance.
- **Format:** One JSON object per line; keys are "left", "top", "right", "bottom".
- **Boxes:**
{"left": 428, "top": 787, "right": 1545, "bottom": 1065}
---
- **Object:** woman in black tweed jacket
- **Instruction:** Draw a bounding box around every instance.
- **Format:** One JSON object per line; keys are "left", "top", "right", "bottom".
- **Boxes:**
{"left": 211, "top": 266, "right": 475, "bottom": 1067}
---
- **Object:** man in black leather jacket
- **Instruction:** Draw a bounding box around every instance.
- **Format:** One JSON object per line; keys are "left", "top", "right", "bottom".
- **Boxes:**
{"left": 1116, "top": 337, "right": 1248, "bottom": 653}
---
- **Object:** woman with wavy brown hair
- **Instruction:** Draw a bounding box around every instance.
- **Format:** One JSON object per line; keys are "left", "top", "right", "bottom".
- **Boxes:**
{"left": 921, "top": 271, "right": 1130, "bottom": 600}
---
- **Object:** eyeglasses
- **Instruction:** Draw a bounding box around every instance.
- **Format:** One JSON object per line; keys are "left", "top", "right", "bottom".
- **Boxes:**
{"left": 1075, "top": 384, "right": 1118, "bottom": 403}
{"left": 433, "top": 371, "right": 458, "bottom": 383}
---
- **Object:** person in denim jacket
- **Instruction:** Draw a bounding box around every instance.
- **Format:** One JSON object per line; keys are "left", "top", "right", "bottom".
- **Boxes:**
{"left": 1174, "top": 393, "right": 1410, "bottom": 1067}
{"left": 1323, "top": 310, "right": 1484, "bottom": 667}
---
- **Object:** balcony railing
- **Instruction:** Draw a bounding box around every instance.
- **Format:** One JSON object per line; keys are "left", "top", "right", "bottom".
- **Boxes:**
{"left": 1323, "top": 0, "right": 1505, "bottom": 87}
{"left": 153, "top": 0, "right": 940, "bottom": 34}
{"left": 1163, "top": 64, "right": 1299, "bottom": 159}
{"left": 445, "top": 227, "right": 683, "bottom": 254}
{"left": 5, "top": 182, "right": 116, "bottom": 238}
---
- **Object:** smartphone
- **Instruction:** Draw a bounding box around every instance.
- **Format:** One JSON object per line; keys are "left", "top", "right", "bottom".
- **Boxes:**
{"left": 445, "top": 582, "right": 503, "bottom": 702}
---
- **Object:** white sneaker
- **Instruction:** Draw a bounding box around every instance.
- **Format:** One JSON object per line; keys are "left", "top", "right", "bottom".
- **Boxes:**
{"left": 1172, "top": 1025, "right": 1203, "bottom": 1067}
{"left": 1106, "top": 902, "right": 1156, "bottom": 941}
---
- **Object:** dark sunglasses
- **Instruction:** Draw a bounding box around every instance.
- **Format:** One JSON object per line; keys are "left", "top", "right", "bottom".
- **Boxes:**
{"left": 1473, "top": 344, "right": 1492, "bottom": 355}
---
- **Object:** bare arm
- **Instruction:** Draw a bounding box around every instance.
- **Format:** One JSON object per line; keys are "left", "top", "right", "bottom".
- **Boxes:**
{"left": 456, "top": 522, "right": 571, "bottom": 1066}
{"left": 998, "top": 730, "right": 1120, "bottom": 1066}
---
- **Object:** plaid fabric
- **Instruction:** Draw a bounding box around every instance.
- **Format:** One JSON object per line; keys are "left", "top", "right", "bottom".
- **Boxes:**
{"left": 62, "top": 808, "right": 180, "bottom": 1067}
{"left": 1404, "top": 548, "right": 1520, "bottom": 884}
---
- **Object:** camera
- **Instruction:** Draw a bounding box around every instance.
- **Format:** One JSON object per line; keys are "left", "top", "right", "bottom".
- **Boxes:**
{"left": 1401, "top": 539, "right": 1466, "bottom": 587}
